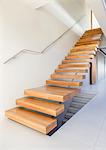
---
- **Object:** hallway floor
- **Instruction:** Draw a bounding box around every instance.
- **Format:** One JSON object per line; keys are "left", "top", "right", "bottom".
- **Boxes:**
{"left": 0, "top": 79, "right": 106, "bottom": 150}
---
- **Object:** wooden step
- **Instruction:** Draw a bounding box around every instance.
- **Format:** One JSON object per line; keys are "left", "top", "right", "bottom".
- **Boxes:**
{"left": 63, "top": 59, "right": 91, "bottom": 63}
{"left": 5, "top": 107, "right": 57, "bottom": 134}
{"left": 46, "top": 80, "right": 83, "bottom": 87}
{"left": 55, "top": 69, "right": 88, "bottom": 73}
{"left": 82, "top": 34, "right": 102, "bottom": 39}
{"left": 66, "top": 55, "right": 94, "bottom": 59}
{"left": 58, "top": 63, "right": 89, "bottom": 69}
{"left": 16, "top": 98, "right": 64, "bottom": 117}
{"left": 51, "top": 74, "right": 85, "bottom": 80}
{"left": 83, "top": 28, "right": 102, "bottom": 36}
{"left": 78, "top": 39, "right": 101, "bottom": 45}
{"left": 80, "top": 34, "right": 102, "bottom": 41}
{"left": 71, "top": 48, "right": 97, "bottom": 53}
{"left": 78, "top": 37, "right": 101, "bottom": 42}
{"left": 70, "top": 50, "right": 96, "bottom": 55}
{"left": 75, "top": 40, "right": 100, "bottom": 46}
{"left": 24, "top": 86, "right": 80, "bottom": 102}
{"left": 71, "top": 44, "right": 98, "bottom": 51}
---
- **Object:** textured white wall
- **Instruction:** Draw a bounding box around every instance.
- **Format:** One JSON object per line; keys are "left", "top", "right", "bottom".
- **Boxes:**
{"left": 0, "top": 0, "right": 88, "bottom": 118}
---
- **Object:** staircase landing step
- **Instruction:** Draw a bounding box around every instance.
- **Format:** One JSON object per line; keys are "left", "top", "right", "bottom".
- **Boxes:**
{"left": 16, "top": 97, "right": 64, "bottom": 117}
{"left": 24, "top": 86, "right": 79, "bottom": 102}
{"left": 5, "top": 107, "right": 57, "bottom": 134}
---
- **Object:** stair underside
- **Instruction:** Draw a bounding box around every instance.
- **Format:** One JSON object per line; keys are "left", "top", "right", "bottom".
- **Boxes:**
{"left": 16, "top": 97, "right": 64, "bottom": 116}
{"left": 5, "top": 107, "right": 57, "bottom": 134}
{"left": 24, "top": 86, "right": 80, "bottom": 102}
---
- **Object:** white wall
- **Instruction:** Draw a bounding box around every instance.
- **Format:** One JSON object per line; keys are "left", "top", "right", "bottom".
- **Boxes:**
{"left": 0, "top": 0, "right": 88, "bottom": 118}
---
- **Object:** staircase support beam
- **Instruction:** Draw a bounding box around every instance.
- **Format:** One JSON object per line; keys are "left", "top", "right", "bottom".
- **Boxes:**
{"left": 89, "top": 56, "right": 97, "bottom": 84}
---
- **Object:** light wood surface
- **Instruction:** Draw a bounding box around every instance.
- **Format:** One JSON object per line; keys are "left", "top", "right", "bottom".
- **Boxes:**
{"left": 58, "top": 63, "right": 89, "bottom": 69}
{"left": 46, "top": 80, "right": 83, "bottom": 87}
{"left": 79, "top": 34, "right": 101, "bottom": 41}
{"left": 83, "top": 28, "right": 102, "bottom": 36}
{"left": 71, "top": 48, "right": 97, "bottom": 52}
{"left": 55, "top": 69, "right": 88, "bottom": 73}
{"left": 51, "top": 74, "right": 85, "bottom": 80}
{"left": 5, "top": 107, "right": 57, "bottom": 134}
{"left": 81, "top": 33, "right": 102, "bottom": 39}
{"left": 75, "top": 40, "right": 100, "bottom": 46}
{"left": 72, "top": 44, "right": 98, "bottom": 51}
{"left": 66, "top": 55, "right": 94, "bottom": 59}
{"left": 63, "top": 59, "right": 91, "bottom": 63}
{"left": 78, "top": 39, "right": 101, "bottom": 44}
{"left": 24, "top": 86, "right": 79, "bottom": 102}
{"left": 70, "top": 50, "right": 96, "bottom": 55}
{"left": 16, "top": 97, "right": 64, "bottom": 117}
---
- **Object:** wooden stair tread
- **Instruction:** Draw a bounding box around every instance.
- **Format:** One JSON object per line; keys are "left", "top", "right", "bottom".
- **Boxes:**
{"left": 51, "top": 74, "right": 85, "bottom": 80}
{"left": 16, "top": 97, "right": 64, "bottom": 117}
{"left": 24, "top": 86, "right": 79, "bottom": 102}
{"left": 46, "top": 80, "right": 83, "bottom": 87}
{"left": 58, "top": 63, "right": 89, "bottom": 69}
{"left": 80, "top": 34, "right": 102, "bottom": 41}
{"left": 72, "top": 44, "right": 98, "bottom": 51}
{"left": 70, "top": 50, "right": 96, "bottom": 55}
{"left": 82, "top": 33, "right": 102, "bottom": 38}
{"left": 5, "top": 107, "right": 57, "bottom": 134}
{"left": 71, "top": 48, "right": 97, "bottom": 52}
{"left": 75, "top": 40, "right": 100, "bottom": 46}
{"left": 63, "top": 59, "right": 91, "bottom": 63}
{"left": 83, "top": 28, "right": 102, "bottom": 36}
{"left": 55, "top": 69, "right": 88, "bottom": 73}
{"left": 77, "top": 38, "right": 100, "bottom": 42}
{"left": 66, "top": 55, "right": 94, "bottom": 59}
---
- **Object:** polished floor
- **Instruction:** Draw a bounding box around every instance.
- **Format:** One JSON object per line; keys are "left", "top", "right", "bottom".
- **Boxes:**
{"left": 0, "top": 79, "right": 106, "bottom": 150}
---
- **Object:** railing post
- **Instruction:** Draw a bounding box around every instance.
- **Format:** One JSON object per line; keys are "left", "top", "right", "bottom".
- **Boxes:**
{"left": 91, "top": 10, "right": 93, "bottom": 30}
{"left": 89, "top": 56, "right": 97, "bottom": 84}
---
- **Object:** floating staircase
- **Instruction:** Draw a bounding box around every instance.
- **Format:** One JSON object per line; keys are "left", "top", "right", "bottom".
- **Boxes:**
{"left": 5, "top": 28, "right": 103, "bottom": 135}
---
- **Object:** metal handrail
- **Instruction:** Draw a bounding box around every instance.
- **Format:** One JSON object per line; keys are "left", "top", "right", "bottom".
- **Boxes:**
{"left": 3, "top": 16, "right": 85, "bottom": 64}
